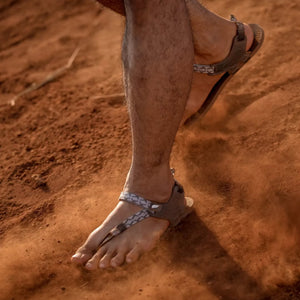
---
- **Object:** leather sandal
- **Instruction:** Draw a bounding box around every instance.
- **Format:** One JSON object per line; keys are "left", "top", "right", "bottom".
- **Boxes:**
{"left": 97, "top": 180, "right": 194, "bottom": 248}
{"left": 184, "top": 15, "right": 265, "bottom": 125}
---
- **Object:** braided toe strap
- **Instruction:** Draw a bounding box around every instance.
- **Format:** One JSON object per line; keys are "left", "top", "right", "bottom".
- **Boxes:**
{"left": 98, "top": 181, "right": 189, "bottom": 248}
{"left": 193, "top": 15, "right": 251, "bottom": 75}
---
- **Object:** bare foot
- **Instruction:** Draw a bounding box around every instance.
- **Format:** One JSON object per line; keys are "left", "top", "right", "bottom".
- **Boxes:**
{"left": 72, "top": 166, "right": 173, "bottom": 270}
{"left": 71, "top": 14, "right": 255, "bottom": 271}
{"left": 71, "top": 201, "right": 169, "bottom": 269}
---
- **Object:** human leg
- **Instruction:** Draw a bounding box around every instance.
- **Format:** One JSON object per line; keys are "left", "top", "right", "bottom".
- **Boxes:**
{"left": 71, "top": 0, "right": 261, "bottom": 269}
{"left": 182, "top": 0, "right": 255, "bottom": 122}
{"left": 96, "top": 0, "right": 256, "bottom": 124}
{"left": 71, "top": 0, "right": 194, "bottom": 269}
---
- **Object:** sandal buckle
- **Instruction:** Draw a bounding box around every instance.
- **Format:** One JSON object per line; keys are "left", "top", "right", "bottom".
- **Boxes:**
{"left": 150, "top": 204, "right": 162, "bottom": 210}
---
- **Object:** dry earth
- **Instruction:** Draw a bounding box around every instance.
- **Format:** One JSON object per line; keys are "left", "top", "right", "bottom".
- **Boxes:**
{"left": 0, "top": 0, "right": 299, "bottom": 299}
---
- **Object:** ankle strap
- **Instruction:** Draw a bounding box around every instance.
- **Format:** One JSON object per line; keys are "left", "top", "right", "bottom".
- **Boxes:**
{"left": 230, "top": 15, "right": 245, "bottom": 41}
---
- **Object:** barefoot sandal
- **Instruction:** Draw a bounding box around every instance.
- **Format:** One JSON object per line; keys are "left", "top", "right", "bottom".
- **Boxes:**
{"left": 97, "top": 180, "right": 193, "bottom": 248}
{"left": 186, "top": 15, "right": 265, "bottom": 124}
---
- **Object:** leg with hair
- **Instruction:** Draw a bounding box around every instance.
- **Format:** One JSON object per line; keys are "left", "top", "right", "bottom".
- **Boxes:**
{"left": 71, "top": 0, "right": 194, "bottom": 269}
{"left": 97, "top": 0, "right": 255, "bottom": 123}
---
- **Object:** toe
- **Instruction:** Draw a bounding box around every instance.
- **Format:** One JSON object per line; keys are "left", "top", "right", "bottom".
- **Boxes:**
{"left": 85, "top": 247, "right": 107, "bottom": 270}
{"left": 71, "top": 252, "right": 83, "bottom": 264}
{"left": 110, "top": 250, "right": 126, "bottom": 268}
{"left": 71, "top": 247, "right": 93, "bottom": 265}
{"left": 99, "top": 251, "right": 114, "bottom": 269}
{"left": 126, "top": 245, "right": 142, "bottom": 264}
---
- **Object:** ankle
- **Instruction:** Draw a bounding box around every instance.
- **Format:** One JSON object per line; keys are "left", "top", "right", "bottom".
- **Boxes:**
{"left": 124, "top": 163, "right": 174, "bottom": 203}
{"left": 193, "top": 22, "right": 254, "bottom": 65}
{"left": 194, "top": 20, "right": 236, "bottom": 64}
{"left": 187, "top": 0, "right": 253, "bottom": 64}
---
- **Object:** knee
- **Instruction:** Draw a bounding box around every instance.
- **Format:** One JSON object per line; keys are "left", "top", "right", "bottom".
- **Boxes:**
{"left": 96, "top": 0, "right": 125, "bottom": 15}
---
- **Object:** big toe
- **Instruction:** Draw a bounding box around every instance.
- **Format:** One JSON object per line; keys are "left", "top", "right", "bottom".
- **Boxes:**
{"left": 71, "top": 247, "right": 93, "bottom": 265}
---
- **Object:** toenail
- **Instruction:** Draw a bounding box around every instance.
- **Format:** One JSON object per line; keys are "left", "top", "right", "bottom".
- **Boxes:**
{"left": 85, "top": 262, "right": 92, "bottom": 268}
{"left": 99, "top": 262, "right": 106, "bottom": 269}
{"left": 72, "top": 253, "right": 81, "bottom": 259}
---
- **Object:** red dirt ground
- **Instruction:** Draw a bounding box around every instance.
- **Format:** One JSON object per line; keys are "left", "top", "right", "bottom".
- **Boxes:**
{"left": 0, "top": 0, "right": 299, "bottom": 299}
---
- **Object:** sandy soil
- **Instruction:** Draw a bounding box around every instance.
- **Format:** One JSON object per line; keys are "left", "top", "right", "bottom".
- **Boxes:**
{"left": 0, "top": 0, "right": 299, "bottom": 299}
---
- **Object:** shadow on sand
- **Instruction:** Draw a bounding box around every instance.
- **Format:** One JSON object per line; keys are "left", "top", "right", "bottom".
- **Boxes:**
{"left": 164, "top": 212, "right": 270, "bottom": 300}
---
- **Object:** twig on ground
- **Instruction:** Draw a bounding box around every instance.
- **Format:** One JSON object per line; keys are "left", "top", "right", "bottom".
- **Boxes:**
{"left": 9, "top": 46, "right": 80, "bottom": 106}
{"left": 80, "top": 282, "right": 88, "bottom": 288}
{"left": 8, "top": 13, "right": 102, "bottom": 106}
{"left": 92, "top": 93, "right": 125, "bottom": 101}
